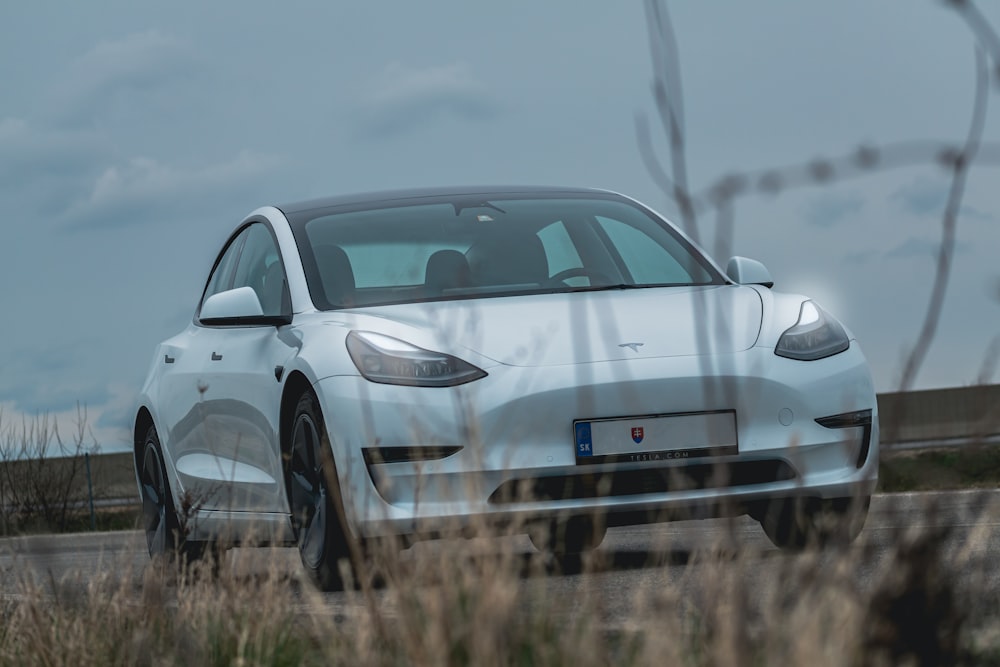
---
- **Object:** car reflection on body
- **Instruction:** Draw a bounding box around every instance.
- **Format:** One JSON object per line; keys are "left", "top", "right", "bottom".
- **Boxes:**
{"left": 133, "top": 186, "right": 878, "bottom": 590}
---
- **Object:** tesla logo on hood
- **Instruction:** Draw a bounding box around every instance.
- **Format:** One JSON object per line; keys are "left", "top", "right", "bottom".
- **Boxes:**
{"left": 618, "top": 342, "right": 644, "bottom": 353}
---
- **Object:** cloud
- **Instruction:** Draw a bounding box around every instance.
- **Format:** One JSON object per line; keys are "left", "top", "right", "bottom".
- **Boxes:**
{"left": 893, "top": 179, "right": 945, "bottom": 217}
{"left": 359, "top": 62, "right": 502, "bottom": 136}
{"left": 844, "top": 249, "right": 878, "bottom": 265}
{"left": 0, "top": 400, "right": 128, "bottom": 456}
{"left": 884, "top": 237, "right": 972, "bottom": 260}
{"left": 60, "top": 30, "right": 198, "bottom": 114}
{"left": 92, "top": 381, "right": 138, "bottom": 438}
{"left": 0, "top": 119, "right": 281, "bottom": 231}
{"left": 0, "top": 117, "right": 107, "bottom": 195}
{"left": 892, "top": 177, "right": 994, "bottom": 222}
{"left": 0, "top": 351, "right": 135, "bottom": 451}
{"left": 0, "top": 117, "right": 102, "bottom": 166}
{"left": 0, "top": 375, "right": 110, "bottom": 419}
{"left": 801, "top": 192, "right": 864, "bottom": 228}
{"left": 95, "top": 404, "right": 133, "bottom": 432}
{"left": 62, "top": 150, "right": 283, "bottom": 232}
{"left": 0, "top": 339, "right": 114, "bottom": 416}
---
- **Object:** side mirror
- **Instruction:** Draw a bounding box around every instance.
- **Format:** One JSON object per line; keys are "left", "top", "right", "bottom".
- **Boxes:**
{"left": 201, "top": 286, "right": 264, "bottom": 319}
{"left": 726, "top": 256, "right": 774, "bottom": 288}
{"left": 199, "top": 287, "right": 291, "bottom": 326}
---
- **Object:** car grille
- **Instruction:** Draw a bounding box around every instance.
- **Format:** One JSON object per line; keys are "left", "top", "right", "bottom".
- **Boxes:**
{"left": 487, "top": 459, "right": 796, "bottom": 504}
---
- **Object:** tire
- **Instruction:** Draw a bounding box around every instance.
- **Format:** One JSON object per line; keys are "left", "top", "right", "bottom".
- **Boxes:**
{"left": 758, "top": 496, "right": 870, "bottom": 551}
{"left": 529, "top": 516, "right": 607, "bottom": 556}
{"left": 285, "top": 391, "right": 356, "bottom": 591}
{"left": 138, "top": 425, "right": 213, "bottom": 568}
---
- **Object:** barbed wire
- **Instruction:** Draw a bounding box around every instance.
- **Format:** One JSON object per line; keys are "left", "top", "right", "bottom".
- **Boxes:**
{"left": 639, "top": 0, "right": 999, "bottom": 394}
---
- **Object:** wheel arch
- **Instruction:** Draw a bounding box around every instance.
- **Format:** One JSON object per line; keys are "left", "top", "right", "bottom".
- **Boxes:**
{"left": 133, "top": 408, "right": 155, "bottom": 473}
{"left": 279, "top": 371, "right": 315, "bottom": 467}
{"left": 278, "top": 371, "right": 361, "bottom": 535}
{"left": 133, "top": 407, "right": 180, "bottom": 512}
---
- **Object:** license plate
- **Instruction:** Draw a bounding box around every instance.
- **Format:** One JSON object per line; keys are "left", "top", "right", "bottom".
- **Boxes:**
{"left": 574, "top": 411, "right": 737, "bottom": 464}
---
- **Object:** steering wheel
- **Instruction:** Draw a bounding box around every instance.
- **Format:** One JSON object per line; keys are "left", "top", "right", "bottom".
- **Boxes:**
{"left": 544, "top": 267, "right": 610, "bottom": 286}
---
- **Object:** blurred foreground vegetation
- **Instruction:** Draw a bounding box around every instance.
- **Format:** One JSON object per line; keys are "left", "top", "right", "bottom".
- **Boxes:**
{"left": 1, "top": 498, "right": 998, "bottom": 667}
{"left": 1, "top": 418, "right": 999, "bottom": 664}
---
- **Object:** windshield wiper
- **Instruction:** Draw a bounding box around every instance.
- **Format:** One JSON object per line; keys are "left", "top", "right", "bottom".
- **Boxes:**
{"left": 555, "top": 283, "right": 707, "bottom": 293}
{"left": 560, "top": 283, "right": 648, "bottom": 293}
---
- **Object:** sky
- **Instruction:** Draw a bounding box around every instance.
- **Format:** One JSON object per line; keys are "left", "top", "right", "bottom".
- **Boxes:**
{"left": 2, "top": 1, "right": 999, "bottom": 453}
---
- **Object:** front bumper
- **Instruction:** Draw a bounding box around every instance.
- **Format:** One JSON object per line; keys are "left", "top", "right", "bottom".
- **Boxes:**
{"left": 315, "top": 343, "right": 879, "bottom": 539}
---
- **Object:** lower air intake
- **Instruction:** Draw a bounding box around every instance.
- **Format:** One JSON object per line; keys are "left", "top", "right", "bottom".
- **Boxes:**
{"left": 487, "top": 459, "right": 796, "bottom": 504}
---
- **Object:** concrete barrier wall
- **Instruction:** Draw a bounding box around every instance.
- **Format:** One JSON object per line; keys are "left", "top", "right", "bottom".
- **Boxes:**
{"left": 878, "top": 385, "right": 1000, "bottom": 445}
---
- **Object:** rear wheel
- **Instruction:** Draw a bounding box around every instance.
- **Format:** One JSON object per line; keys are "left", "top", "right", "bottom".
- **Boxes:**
{"left": 286, "top": 392, "right": 357, "bottom": 591}
{"left": 758, "top": 496, "right": 870, "bottom": 551}
{"left": 138, "top": 425, "right": 214, "bottom": 568}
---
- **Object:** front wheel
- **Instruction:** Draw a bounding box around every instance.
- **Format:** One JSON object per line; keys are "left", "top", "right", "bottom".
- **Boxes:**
{"left": 529, "top": 516, "right": 607, "bottom": 556}
{"left": 757, "top": 496, "right": 870, "bottom": 551}
{"left": 286, "top": 391, "right": 357, "bottom": 591}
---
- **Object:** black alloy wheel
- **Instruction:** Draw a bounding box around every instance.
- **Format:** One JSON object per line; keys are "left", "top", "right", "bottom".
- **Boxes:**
{"left": 529, "top": 516, "right": 607, "bottom": 556}
{"left": 758, "top": 496, "right": 870, "bottom": 551}
{"left": 138, "top": 425, "right": 215, "bottom": 569}
{"left": 139, "top": 427, "right": 173, "bottom": 557}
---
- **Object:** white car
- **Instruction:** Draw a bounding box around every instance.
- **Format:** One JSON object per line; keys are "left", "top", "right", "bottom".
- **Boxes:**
{"left": 134, "top": 186, "right": 878, "bottom": 589}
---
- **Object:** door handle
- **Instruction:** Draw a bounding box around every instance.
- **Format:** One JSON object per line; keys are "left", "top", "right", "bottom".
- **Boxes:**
{"left": 164, "top": 354, "right": 175, "bottom": 364}
{"left": 211, "top": 352, "right": 223, "bottom": 361}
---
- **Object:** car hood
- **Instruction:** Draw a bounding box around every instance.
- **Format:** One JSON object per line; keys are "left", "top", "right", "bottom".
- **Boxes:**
{"left": 348, "top": 285, "right": 763, "bottom": 368}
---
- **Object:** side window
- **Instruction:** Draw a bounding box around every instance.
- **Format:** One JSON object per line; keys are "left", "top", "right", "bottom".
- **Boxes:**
{"left": 203, "top": 228, "right": 248, "bottom": 303}
{"left": 596, "top": 216, "right": 694, "bottom": 284}
{"left": 230, "top": 223, "right": 289, "bottom": 316}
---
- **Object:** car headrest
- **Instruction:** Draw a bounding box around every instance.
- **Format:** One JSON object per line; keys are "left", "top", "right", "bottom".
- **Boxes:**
{"left": 313, "top": 244, "right": 356, "bottom": 307}
{"left": 424, "top": 249, "right": 471, "bottom": 295}
{"left": 465, "top": 233, "right": 548, "bottom": 286}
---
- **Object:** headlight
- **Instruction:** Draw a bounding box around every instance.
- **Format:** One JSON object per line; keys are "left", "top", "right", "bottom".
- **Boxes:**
{"left": 346, "top": 331, "right": 487, "bottom": 387}
{"left": 774, "top": 301, "right": 850, "bottom": 361}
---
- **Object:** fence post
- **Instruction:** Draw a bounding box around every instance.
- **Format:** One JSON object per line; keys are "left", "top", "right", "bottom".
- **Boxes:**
{"left": 85, "top": 452, "right": 96, "bottom": 531}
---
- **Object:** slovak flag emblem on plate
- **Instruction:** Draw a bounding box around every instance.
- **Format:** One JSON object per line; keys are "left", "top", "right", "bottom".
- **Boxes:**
{"left": 631, "top": 426, "right": 644, "bottom": 444}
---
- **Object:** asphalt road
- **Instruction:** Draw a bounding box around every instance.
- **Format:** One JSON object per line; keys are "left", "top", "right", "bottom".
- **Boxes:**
{"left": 2, "top": 490, "right": 998, "bottom": 625}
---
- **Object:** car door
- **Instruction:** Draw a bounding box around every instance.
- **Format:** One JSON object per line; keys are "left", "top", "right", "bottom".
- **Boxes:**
{"left": 174, "top": 222, "right": 297, "bottom": 514}
{"left": 154, "top": 227, "right": 248, "bottom": 505}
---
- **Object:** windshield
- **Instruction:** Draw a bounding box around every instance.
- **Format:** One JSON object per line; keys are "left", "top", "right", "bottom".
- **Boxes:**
{"left": 290, "top": 194, "right": 724, "bottom": 310}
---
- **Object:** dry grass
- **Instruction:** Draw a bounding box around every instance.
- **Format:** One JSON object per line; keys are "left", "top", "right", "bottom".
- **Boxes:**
{"left": 1, "top": 496, "right": 998, "bottom": 667}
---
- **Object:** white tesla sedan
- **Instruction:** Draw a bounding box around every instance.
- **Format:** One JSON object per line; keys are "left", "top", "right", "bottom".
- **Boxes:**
{"left": 134, "top": 186, "right": 878, "bottom": 589}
